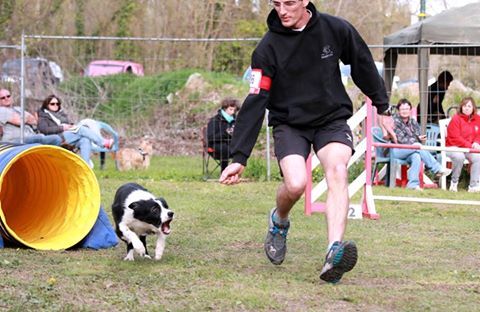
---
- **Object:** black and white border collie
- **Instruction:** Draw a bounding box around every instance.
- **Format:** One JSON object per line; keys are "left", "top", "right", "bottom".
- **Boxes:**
{"left": 111, "top": 183, "right": 174, "bottom": 261}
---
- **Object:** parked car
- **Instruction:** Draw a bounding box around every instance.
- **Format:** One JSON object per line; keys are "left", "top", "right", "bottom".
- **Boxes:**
{"left": 1, "top": 57, "right": 63, "bottom": 84}
{"left": 84, "top": 60, "right": 144, "bottom": 77}
{"left": 0, "top": 57, "right": 64, "bottom": 102}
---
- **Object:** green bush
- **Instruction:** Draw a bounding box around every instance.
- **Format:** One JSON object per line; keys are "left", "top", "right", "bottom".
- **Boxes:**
{"left": 60, "top": 69, "right": 198, "bottom": 118}
{"left": 212, "top": 19, "right": 266, "bottom": 75}
{"left": 60, "top": 69, "right": 248, "bottom": 128}
{"left": 243, "top": 156, "right": 281, "bottom": 181}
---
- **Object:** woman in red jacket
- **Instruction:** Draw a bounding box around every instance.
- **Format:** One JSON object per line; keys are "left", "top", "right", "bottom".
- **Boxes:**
{"left": 446, "top": 97, "right": 480, "bottom": 192}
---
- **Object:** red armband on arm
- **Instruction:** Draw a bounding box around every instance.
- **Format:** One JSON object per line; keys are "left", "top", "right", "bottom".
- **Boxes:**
{"left": 249, "top": 69, "right": 271, "bottom": 94}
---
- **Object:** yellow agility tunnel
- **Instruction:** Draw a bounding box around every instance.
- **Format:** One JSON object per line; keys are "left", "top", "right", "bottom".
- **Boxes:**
{"left": 0, "top": 143, "right": 100, "bottom": 250}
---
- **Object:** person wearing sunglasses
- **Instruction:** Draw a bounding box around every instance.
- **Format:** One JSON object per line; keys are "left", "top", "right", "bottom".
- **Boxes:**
{"left": 37, "top": 94, "right": 113, "bottom": 167}
{"left": 0, "top": 88, "right": 62, "bottom": 145}
{"left": 219, "top": 0, "right": 391, "bottom": 283}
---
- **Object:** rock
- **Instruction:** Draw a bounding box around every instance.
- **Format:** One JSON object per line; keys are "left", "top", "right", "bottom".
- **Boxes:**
{"left": 166, "top": 93, "right": 174, "bottom": 104}
{"left": 184, "top": 73, "right": 207, "bottom": 92}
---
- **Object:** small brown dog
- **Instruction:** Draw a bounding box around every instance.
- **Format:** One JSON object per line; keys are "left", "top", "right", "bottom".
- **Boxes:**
{"left": 116, "top": 137, "right": 153, "bottom": 171}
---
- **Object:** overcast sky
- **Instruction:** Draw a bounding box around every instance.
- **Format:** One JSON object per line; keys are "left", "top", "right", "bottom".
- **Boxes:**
{"left": 407, "top": 0, "right": 479, "bottom": 22}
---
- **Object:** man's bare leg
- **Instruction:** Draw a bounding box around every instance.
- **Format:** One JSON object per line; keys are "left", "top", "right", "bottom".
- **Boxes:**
{"left": 316, "top": 142, "right": 351, "bottom": 244}
{"left": 276, "top": 154, "right": 308, "bottom": 218}
{"left": 264, "top": 154, "right": 306, "bottom": 265}
{"left": 316, "top": 142, "right": 358, "bottom": 283}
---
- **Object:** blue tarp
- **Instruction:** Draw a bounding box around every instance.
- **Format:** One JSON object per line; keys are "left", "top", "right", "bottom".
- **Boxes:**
{"left": 78, "top": 207, "right": 118, "bottom": 250}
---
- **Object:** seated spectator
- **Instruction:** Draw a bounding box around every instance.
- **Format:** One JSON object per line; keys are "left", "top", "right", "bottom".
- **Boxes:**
{"left": 0, "top": 89, "right": 62, "bottom": 145}
{"left": 37, "top": 94, "right": 113, "bottom": 167}
{"left": 206, "top": 97, "right": 239, "bottom": 172}
{"left": 445, "top": 97, "right": 480, "bottom": 193}
{"left": 392, "top": 98, "right": 451, "bottom": 190}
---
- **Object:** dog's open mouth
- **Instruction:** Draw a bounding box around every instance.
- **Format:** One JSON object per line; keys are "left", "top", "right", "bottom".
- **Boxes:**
{"left": 161, "top": 220, "right": 172, "bottom": 235}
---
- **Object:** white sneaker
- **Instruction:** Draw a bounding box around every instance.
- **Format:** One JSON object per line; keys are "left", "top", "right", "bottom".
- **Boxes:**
{"left": 449, "top": 182, "right": 458, "bottom": 192}
{"left": 412, "top": 186, "right": 423, "bottom": 191}
{"left": 436, "top": 168, "right": 452, "bottom": 178}
{"left": 468, "top": 186, "right": 480, "bottom": 193}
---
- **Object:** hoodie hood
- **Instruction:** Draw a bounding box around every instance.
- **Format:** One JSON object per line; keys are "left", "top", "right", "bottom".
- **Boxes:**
{"left": 267, "top": 2, "right": 319, "bottom": 34}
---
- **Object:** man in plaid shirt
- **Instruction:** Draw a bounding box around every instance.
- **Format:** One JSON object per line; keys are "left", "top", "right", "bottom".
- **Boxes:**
{"left": 391, "top": 98, "right": 451, "bottom": 190}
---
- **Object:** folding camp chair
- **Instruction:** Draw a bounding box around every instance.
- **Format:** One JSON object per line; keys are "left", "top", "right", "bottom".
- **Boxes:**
{"left": 201, "top": 126, "right": 222, "bottom": 179}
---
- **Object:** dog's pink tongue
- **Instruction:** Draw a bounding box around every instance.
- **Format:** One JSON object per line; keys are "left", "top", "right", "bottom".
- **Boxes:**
{"left": 162, "top": 222, "right": 171, "bottom": 235}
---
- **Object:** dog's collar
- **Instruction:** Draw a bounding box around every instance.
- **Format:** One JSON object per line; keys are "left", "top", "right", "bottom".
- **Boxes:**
{"left": 137, "top": 148, "right": 148, "bottom": 161}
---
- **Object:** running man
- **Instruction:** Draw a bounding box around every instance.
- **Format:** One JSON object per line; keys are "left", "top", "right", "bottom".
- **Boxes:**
{"left": 219, "top": 0, "right": 391, "bottom": 283}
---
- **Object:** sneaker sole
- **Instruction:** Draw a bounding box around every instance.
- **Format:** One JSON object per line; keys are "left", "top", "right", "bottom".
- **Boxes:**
{"left": 264, "top": 242, "right": 286, "bottom": 265}
{"left": 264, "top": 208, "right": 288, "bottom": 265}
{"left": 320, "top": 241, "right": 358, "bottom": 283}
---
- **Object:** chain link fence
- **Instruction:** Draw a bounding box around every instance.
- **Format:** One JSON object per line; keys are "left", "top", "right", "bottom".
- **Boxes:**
{"left": 377, "top": 45, "right": 480, "bottom": 114}
{"left": 2, "top": 35, "right": 262, "bottom": 158}
{"left": 1, "top": 37, "right": 479, "bottom": 168}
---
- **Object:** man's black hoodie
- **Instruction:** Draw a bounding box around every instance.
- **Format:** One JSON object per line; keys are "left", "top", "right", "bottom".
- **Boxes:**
{"left": 231, "top": 2, "right": 389, "bottom": 166}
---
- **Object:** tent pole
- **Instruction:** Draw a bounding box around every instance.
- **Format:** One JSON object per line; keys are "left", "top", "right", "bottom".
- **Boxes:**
{"left": 418, "top": 46, "right": 429, "bottom": 133}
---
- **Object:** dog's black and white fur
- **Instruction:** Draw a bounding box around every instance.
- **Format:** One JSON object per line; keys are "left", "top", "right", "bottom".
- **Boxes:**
{"left": 111, "top": 183, "right": 174, "bottom": 261}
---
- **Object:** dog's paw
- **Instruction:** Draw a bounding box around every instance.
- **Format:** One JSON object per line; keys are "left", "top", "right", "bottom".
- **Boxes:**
{"left": 133, "top": 245, "right": 146, "bottom": 257}
{"left": 154, "top": 253, "right": 163, "bottom": 261}
{"left": 144, "top": 254, "right": 152, "bottom": 259}
{"left": 123, "top": 254, "right": 135, "bottom": 261}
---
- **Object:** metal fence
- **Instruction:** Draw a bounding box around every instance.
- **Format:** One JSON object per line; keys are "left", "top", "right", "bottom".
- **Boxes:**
{"left": 374, "top": 44, "right": 480, "bottom": 121}
{"left": 1, "top": 36, "right": 480, "bottom": 167}
{"left": 2, "top": 35, "right": 263, "bottom": 158}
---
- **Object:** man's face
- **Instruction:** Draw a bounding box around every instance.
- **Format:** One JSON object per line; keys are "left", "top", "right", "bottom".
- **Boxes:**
{"left": 398, "top": 103, "right": 411, "bottom": 119}
{"left": 0, "top": 90, "right": 12, "bottom": 107}
{"left": 271, "top": 0, "right": 308, "bottom": 29}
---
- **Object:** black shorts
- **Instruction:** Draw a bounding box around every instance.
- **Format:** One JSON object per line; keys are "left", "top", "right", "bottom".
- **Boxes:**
{"left": 272, "top": 120, "right": 354, "bottom": 161}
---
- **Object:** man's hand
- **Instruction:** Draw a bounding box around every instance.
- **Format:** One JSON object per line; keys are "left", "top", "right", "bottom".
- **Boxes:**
{"left": 219, "top": 163, "right": 245, "bottom": 185}
{"left": 10, "top": 111, "right": 37, "bottom": 126}
{"left": 25, "top": 112, "right": 37, "bottom": 126}
{"left": 418, "top": 134, "right": 427, "bottom": 144}
{"left": 472, "top": 142, "right": 480, "bottom": 150}
{"left": 63, "top": 124, "right": 74, "bottom": 131}
{"left": 377, "top": 114, "right": 397, "bottom": 143}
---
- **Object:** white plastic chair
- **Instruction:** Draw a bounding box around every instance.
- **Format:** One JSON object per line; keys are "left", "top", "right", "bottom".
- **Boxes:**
{"left": 438, "top": 118, "right": 469, "bottom": 189}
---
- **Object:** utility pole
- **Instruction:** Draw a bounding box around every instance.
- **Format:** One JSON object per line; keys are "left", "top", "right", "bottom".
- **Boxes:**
{"left": 419, "top": 0, "right": 426, "bottom": 20}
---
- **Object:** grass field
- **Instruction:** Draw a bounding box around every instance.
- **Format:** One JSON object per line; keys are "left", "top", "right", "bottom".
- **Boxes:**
{"left": 1, "top": 156, "right": 479, "bottom": 311}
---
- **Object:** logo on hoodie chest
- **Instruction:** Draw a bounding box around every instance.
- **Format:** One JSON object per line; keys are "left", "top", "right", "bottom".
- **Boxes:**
{"left": 321, "top": 45, "right": 334, "bottom": 59}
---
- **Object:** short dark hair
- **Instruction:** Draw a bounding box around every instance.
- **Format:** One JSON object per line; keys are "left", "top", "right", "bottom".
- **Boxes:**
{"left": 396, "top": 98, "right": 412, "bottom": 110}
{"left": 41, "top": 94, "right": 61, "bottom": 110}
{"left": 220, "top": 97, "right": 240, "bottom": 111}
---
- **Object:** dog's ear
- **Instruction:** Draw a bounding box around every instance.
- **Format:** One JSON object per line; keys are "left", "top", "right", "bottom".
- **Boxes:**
{"left": 157, "top": 197, "right": 169, "bottom": 209}
{"left": 128, "top": 202, "right": 139, "bottom": 210}
{"left": 150, "top": 203, "right": 161, "bottom": 214}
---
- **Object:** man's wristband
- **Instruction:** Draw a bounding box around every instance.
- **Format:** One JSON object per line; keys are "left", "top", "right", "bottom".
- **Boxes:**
{"left": 379, "top": 106, "right": 393, "bottom": 116}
